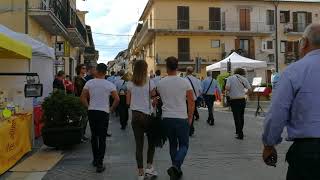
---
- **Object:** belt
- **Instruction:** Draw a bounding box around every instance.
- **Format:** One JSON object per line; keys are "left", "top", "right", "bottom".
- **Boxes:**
{"left": 294, "top": 138, "right": 320, "bottom": 143}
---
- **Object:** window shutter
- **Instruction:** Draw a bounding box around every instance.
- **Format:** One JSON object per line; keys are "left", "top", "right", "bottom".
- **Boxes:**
{"left": 307, "top": 12, "right": 312, "bottom": 25}
{"left": 249, "top": 39, "right": 255, "bottom": 59}
{"left": 209, "top": 8, "right": 221, "bottom": 30}
{"left": 235, "top": 39, "right": 240, "bottom": 50}
{"left": 287, "top": 42, "right": 293, "bottom": 52}
{"left": 286, "top": 11, "right": 290, "bottom": 23}
{"left": 178, "top": 38, "right": 190, "bottom": 61}
{"left": 293, "top": 12, "right": 298, "bottom": 32}
{"left": 267, "top": 10, "right": 275, "bottom": 25}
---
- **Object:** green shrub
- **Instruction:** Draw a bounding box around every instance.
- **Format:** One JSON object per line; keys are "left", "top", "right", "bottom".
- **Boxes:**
{"left": 42, "top": 91, "right": 87, "bottom": 128}
{"left": 217, "top": 72, "right": 231, "bottom": 90}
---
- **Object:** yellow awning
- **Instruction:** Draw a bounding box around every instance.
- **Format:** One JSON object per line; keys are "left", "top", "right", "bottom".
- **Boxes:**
{"left": 0, "top": 33, "right": 32, "bottom": 59}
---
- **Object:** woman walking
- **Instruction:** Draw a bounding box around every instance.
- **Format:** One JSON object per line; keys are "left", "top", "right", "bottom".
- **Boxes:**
{"left": 225, "top": 68, "right": 251, "bottom": 140}
{"left": 126, "top": 60, "right": 158, "bottom": 180}
{"left": 115, "top": 72, "right": 131, "bottom": 130}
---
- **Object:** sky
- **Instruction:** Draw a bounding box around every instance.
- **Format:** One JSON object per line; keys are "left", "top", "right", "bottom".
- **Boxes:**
{"left": 77, "top": 0, "right": 149, "bottom": 64}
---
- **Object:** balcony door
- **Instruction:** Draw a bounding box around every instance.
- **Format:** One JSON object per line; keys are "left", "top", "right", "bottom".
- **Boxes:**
{"left": 177, "top": 6, "right": 189, "bottom": 29}
{"left": 209, "top": 7, "right": 221, "bottom": 30}
{"left": 178, "top": 38, "right": 190, "bottom": 61}
{"left": 293, "top": 12, "right": 312, "bottom": 32}
{"left": 235, "top": 38, "right": 255, "bottom": 58}
{"left": 239, "top": 9, "right": 250, "bottom": 31}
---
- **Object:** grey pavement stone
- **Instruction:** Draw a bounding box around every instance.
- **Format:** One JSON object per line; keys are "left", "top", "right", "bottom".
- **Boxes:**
{"left": 42, "top": 109, "right": 290, "bottom": 180}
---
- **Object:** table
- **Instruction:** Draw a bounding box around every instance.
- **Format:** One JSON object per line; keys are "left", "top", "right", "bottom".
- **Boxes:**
{"left": 0, "top": 114, "right": 32, "bottom": 175}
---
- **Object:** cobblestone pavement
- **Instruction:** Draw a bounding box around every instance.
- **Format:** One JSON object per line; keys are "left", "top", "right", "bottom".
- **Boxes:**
{"left": 42, "top": 109, "right": 290, "bottom": 180}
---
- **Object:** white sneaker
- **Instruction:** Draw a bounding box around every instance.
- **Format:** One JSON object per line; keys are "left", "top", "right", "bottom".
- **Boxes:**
{"left": 145, "top": 167, "right": 158, "bottom": 177}
{"left": 138, "top": 175, "right": 145, "bottom": 180}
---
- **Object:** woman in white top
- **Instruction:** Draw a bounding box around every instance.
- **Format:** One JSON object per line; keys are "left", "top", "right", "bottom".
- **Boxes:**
{"left": 126, "top": 60, "right": 158, "bottom": 180}
{"left": 226, "top": 68, "right": 252, "bottom": 140}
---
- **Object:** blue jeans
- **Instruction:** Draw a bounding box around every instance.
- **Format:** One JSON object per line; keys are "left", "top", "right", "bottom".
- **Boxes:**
{"left": 163, "top": 118, "right": 190, "bottom": 169}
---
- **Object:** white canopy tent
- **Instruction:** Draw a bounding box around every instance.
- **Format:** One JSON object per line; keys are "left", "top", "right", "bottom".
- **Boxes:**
{"left": 206, "top": 52, "right": 267, "bottom": 72}
{"left": 0, "top": 25, "right": 55, "bottom": 100}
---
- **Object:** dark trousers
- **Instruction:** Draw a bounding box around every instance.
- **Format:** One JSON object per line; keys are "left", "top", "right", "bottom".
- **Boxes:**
{"left": 118, "top": 95, "right": 129, "bottom": 128}
{"left": 189, "top": 100, "right": 198, "bottom": 136}
{"left": 286, "top": 139, "right": 320, "bottom": 180}
{"left": 230, "top": 99, "right": 246, "bottom": 135}
{"left": 204, "top": 95, "right": 215, "bottom": 121}
{"left": 88, "top": 110, "right": 109, "bottom": 165}
{"left": 131, "top": 111, "right": 155, "bottom": 169}
{"left": 163, "top": 118, "right": 190, "bottom": 169}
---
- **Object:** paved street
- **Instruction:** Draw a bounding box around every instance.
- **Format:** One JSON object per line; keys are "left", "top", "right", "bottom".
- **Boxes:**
{"left": 41, "top": 108, "right": 290, "bottom": 180}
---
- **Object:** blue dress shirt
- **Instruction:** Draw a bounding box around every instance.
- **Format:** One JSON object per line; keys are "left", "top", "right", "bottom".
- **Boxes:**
{"left": 263, "top": 49, "right": 320, "bottom": 146}
{"left": 201, "top": 77, "right": 221, "bottom": 95}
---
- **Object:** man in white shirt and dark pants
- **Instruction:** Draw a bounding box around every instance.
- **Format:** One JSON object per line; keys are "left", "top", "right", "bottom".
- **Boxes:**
{"left": 157, "top": 57, "right": 195, "bottom": 180}
{"left": 185, "top": 66, "right": 202, "bottom": 136}
{"left": 81, "top": 63, "right": 120, "bottom": 173}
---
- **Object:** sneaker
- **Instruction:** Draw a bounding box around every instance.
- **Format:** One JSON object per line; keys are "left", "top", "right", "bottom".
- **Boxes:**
{"left": 167, "top": 166, "right": 182, "bottom": 180}
{"left": 145, "top": 166, "right": 158, "bottom": 177}
{"left": 138, "top": 174, "right": 145, "bottom": 180}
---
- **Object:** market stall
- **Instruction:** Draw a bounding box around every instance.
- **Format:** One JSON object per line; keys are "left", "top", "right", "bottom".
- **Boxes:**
{"left": 0, "top": 32, "right": 33, "bottom": 175}
{"left": 0, "top": 25, "right": 55, "bottom": 138}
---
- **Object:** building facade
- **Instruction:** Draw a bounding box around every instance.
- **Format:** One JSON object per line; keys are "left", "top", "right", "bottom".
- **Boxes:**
{"left": 0, "top": 0, "right": 98, "bottom": 77}
{"left": 128, "top": 0, "right": 319, "bottom": 80}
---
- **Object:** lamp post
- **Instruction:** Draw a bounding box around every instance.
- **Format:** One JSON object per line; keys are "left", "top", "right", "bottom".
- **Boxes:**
{"left": 273, "top": 0, "right": 280, "bottom": 72}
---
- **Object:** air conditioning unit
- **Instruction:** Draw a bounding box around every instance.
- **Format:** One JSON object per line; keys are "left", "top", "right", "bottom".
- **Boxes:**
{"left": 198, "top": 26, "right": 204, "bottom": 30}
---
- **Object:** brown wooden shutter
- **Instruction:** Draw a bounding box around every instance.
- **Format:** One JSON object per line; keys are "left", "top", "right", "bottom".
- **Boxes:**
{"left": 307, "top": 12, "right": 312, "bottom": 25}
{"left": 294, "top": 41, "right": 299, "bottom": 56}
{"left": 249, "top": 39, "right": 255, "bottom": 59}
{"left": 235, "top": 39, "right": 240, "bottom": 50}
{"left": 286, "top": 11, "right": 290, "bottom": 23}
{"left": 293, "top": 12, "right": 298, "bottom": 32}
{"left": 287, "top": 41, "right": 293, "bottom": 52}
{"left": 240, "top": 9, "right": 250, "bottom": 31}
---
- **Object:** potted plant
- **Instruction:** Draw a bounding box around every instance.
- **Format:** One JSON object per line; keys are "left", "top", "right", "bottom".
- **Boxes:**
{"left": 41, "top": 91, "right": 87, "bottom": 148}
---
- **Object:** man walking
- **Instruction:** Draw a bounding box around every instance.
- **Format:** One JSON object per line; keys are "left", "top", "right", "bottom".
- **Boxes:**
{"left": 185, "top": 66, "right": 202, "bottom": 136}
{"left": 201, "top": 72, "right": 220, "bottom": 126}
{"left": 81, "top": 63, "right": 120, "bottom": 173}
{"left": 157, "top": 57, "right": 194, "bottom": 180}
{"left": 262, "top": 24, "right": 320, "bottom": 180}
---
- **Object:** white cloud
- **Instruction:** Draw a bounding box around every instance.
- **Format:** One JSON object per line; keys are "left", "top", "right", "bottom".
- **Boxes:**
{"left": 77, "top": 0, "right": 148, "bottom": 63}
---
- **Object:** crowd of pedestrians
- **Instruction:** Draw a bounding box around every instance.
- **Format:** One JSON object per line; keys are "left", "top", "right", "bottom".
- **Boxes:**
{"left": 52, "top": 23, "right": 320, "bottom": 180}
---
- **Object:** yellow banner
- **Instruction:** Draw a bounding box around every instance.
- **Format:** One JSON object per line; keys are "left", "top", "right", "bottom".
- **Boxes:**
{"left": 0, "top": 114, "right": 32, "bottom": 175}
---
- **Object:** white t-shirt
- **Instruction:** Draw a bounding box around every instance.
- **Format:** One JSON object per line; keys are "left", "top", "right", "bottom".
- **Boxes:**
{"left": 83, "top": 79, "right": 117, "bottom": 113}
{"left": 127, "top": 80, "right": 155, "bottom": 115}
{"left": 157, "top": 76, "right": 192, "bottom": 119}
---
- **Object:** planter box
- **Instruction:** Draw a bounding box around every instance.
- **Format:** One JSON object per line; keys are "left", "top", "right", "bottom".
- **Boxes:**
{"left": 42, "top": 125, "right": 84, "bottom": 148}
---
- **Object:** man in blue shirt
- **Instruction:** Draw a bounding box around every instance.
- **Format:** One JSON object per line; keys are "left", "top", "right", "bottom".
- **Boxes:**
{"left": 106, "top": 71, "right": 116, "bottom": 84}
{"left": 262, "top": 24, "right": 320, "bottom": 180}
{"left": 271, "top": 68, "right": 280, "bottom": 90}
{"left": 201, "top": 72, "right": 220, "bottom": 126}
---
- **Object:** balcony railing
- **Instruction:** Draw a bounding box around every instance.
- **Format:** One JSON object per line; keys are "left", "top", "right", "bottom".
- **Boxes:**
{"left": 155, "top": 52, "right": 223, "bottom": 64}
{"left": 285, "top": 52, "right": 299, "bottom": 64}
{"left": 284, "top": 23, "right": 310, "bottom": 33}
{"left": 29, "top": 0, "right": 70, "bottom": 28}
{"left": 150, "top": 19, "right": 275, "bottom": 34}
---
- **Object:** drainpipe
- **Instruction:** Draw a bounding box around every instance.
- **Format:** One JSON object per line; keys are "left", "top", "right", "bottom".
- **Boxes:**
{"left": 25, "top": 0, "right": 28, "bottom": 34}
{"left": 273, "top": 0, "right": 280, "bottom": 72}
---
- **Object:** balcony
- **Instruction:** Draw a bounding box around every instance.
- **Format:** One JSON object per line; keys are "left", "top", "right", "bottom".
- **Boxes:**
{"left": 152, "top": 20, "right": 275, "bottom": 36}
{"left": 285, "top": 52, "right": 299, "bottom": 64}
{"left": 284, "top": 23, "right": 309, "bottom": 35}
{"left": 67, "top": 10, "right": 87, "bottom": 47}
{"left": 135, "top": 20, "right": 154, "bottom": 48}
{"left": 28, "top": 0, "right": 69, "bottom": 37}
{"left": 155, "top": 52, "right": 223, "bottom": 65}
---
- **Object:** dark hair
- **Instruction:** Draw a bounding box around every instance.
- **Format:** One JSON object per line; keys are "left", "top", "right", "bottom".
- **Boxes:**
{"left": 75, "top": 64, "right": 86, "bottom": 75}
{"left": 132, "top": 60, "right": 148, "bottom": 86}
{"left": 110, "top": 71, "right": 115, "bottom": 76}
{"left": 155, "top": 70, "right": 161, "bottom": 76}
{"left": 165, "top": 56, "right": 178, "bottom": 71}
{"left": 234, "top": 68, "right": 246, "bottom": 76}
{"left": 96, "top": 63, "right": 108, "bottom": 74}
{"left": 118, "top": 70, "right": 125, "bottom": 76}
{"left": 57, "top": 71, "right": 65, "bottom": 77}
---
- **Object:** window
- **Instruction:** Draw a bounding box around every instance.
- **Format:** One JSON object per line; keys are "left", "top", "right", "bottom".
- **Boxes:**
{"left": 268, "top": 54, "right": 275, "bottom": 62}
{"left": 239, "top": 9, "right": 251, "bottom": 31}
{"left": 266, "top": 10, "right": 275, "bottom": 25}
{"left": 280, "top": 11, "right": 290, "bottom": 23}
{"left": 177, "top": 6, "right": 189, "bottom": 29}
{"left": 267, "top": 41, "right": 273, "bottom": 49}
{"left": 178, "top": 38, "right": 190, "bottom": 61}
{"left": 280, "top": 41, "right": 286, "bottom": 53}
{"left": 211, "top": 40, "right": 220, "bottom": 48}
{"left": 293, "top": 12, "right": 312, "bottom": 32}
{"left": 209, "top": 7, "right": 221, "bottom": 30}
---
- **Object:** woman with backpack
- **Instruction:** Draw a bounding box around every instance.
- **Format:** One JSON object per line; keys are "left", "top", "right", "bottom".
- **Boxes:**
{"left": 126, "top": 60, "right": 158, "bottom": 180}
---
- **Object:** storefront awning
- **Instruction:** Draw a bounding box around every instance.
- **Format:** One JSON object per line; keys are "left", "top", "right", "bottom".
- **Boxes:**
{"left": 0, "top": 33, "right": 32, "bottom": 59}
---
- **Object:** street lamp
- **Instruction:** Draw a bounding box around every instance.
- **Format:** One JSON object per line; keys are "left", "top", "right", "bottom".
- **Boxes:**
{"left": 273, "top": 0, "right": 280, "bottom": 72}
